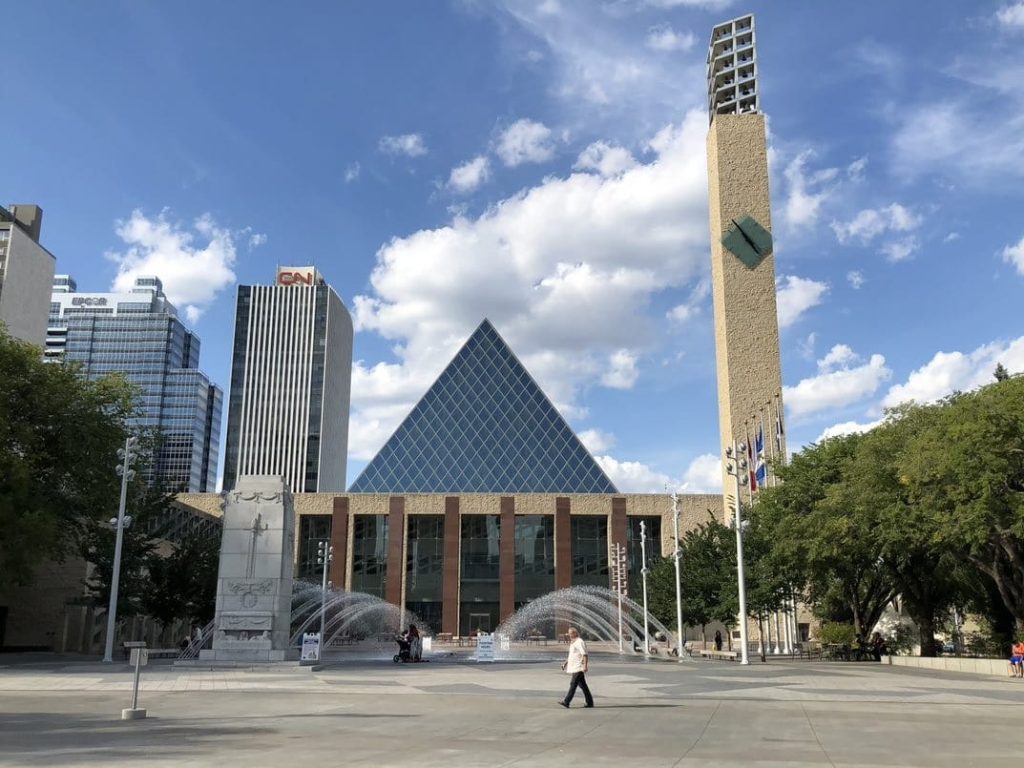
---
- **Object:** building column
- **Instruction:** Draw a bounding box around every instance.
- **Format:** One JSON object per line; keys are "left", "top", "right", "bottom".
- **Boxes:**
{"left": 610, "top": 496, "right": 627, "bottom": 552}
{"left": 442, "top": 497, "right": 460, "bottom": 635}
{"left": 499, "top": 496, "right": 515, "bottom": 623}
{"left": 555, "top": 497, "right": 572, "bottom": 590}
{"left": 386, "top": 496, "right": 405, "bottom": 608}
{"left": 554, "top": 497, "right": 572, "bottom": 638}
{"left": 330, "top": 497, "right": 349, "bottom": 590}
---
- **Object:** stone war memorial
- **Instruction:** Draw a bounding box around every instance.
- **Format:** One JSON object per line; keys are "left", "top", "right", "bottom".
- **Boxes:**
{"left": 200, "top": 476, "right": 295, "bottom": 663}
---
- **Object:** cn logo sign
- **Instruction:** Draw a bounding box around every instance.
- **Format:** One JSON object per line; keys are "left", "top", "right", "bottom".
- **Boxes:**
{"left": 278, "top": 271, "right": 315, "bottom": 286}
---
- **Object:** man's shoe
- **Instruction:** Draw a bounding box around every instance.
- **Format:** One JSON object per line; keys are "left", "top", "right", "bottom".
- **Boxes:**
{"left": 558, "top": 700, "right": 569, "bottom": 708}
{"left": 584, "top": 703, "right": 594, "bottom": 708}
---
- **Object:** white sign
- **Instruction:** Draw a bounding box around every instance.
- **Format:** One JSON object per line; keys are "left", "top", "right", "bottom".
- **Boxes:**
{"left": 475, "top": 634, "right": 495, "bottom": 662}
{"left": 422, "top": 637, "right": 432, "bottom": 654}
{"left": 129, "top": 648, "right": 149, "bottom": 666}
{"left": 499, "top": 634, "right": 510, "bottom": 652}
{"left": 301, "top": 632, "right": 321, "bottom": 662}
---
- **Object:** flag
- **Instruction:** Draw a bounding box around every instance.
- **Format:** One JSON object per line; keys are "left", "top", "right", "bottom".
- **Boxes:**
{"left": 774, "top": 399, "right": 785, "bottom": 454}
{"left": 755, "top": 426, "right": 767, "bottom": 488}
{"left": 746, "top": 429, "right": 758, "bottom": 492}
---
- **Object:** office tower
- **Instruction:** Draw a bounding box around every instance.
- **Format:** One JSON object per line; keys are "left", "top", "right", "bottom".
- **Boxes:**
{"left": 706, "top": 14, "right": 786, "bottom": 498}
{"left": 0, "top": 204, "right": 56, "bottom": 345}
{"left": 47, "top": 275, "right": 222, "bottom": 492}
{"left": 223, "top": 266, "right": 353, "bottom": 494}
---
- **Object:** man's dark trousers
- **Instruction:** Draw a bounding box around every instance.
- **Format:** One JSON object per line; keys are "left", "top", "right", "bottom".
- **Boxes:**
{"left": 563, "top": 672, "right": 594, "bottom": 707}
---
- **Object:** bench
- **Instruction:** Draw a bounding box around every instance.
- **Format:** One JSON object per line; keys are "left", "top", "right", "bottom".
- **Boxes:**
{"left": 121, "top": 645, "right": 179, "bottom": 660}
{"left": 525, "top": 634, "right": 547, "bottom": 646}
{"left": 699, "top": 649, "right": 739, "bottom": 661}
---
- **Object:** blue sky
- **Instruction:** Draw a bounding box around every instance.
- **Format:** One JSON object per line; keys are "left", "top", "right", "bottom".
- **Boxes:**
{"left": 4, "top": 0, "right": 1024, "bottom": 492}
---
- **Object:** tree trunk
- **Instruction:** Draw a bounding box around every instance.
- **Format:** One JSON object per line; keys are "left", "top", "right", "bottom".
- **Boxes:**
{"left": 916, "top": 613, "right": 937, "bottom": 657}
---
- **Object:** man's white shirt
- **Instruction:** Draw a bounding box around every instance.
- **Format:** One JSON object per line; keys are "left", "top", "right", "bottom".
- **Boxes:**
{"left": 566, "top": 637, "right": 588, "bottom": 673}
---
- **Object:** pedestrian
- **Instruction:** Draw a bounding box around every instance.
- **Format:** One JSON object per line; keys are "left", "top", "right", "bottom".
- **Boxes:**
{"left": 558, "top": 627, "right": 594, "bottom": 708}
{"left": 714, "top": 629, "right": 723, "bottom": 651}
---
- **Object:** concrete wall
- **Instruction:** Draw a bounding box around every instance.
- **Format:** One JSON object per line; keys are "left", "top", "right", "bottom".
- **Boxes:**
{"left": 885, "top": 655, "right": 1018, "bottom": 678}
{"left": 0, "top": 226, "right": 55, "bottom": 345}
{"left": 0, "top": 557, "right": 90, "bottom": 649}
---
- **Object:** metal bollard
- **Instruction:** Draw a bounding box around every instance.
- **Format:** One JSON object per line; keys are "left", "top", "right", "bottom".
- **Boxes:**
{"left": 122, "top": 641, "right": 148, "bottom": 720}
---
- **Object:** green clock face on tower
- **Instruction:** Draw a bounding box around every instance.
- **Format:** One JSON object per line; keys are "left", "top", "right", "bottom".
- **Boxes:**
{"left": 721, "top": 215, "right": 773, "bottom": 269}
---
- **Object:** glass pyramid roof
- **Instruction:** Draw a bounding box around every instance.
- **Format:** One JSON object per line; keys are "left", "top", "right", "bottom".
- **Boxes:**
{"left": 349, "top": 319, "right": 618, "bottom": 494}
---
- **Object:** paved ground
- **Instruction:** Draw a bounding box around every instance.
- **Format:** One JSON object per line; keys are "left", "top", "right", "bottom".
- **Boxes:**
{"left": 1, "top": 649, "right": 1022, "bottom": 767}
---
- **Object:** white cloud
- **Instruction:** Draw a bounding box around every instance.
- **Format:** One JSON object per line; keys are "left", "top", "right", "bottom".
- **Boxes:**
{"left": 784, "top": 348, "right": 891, "bottom": 419}
{"left": 601, "top": 349, "right": 639, "bottom": 389}
{"left": 537, "top": 0, "right": 562, "bottom": 15}
{"left": 378, "top": 133, "right": 428, "bottom": 157}
{"left": 495, "top": 119, "right": 556, "bottom": 167}
{"left": 996, "top": 2, "right": 1024, "bottom": 29}
{"left": 348, "top": 111, "right": 713, "bottom": 459}
{"left": 666, "top": 279, "right": 709, "bottom": 324}
{"left": 882, "top": 336, "right": 1024, "bottom": 408}
{"left": 595, "top": 455, "right": 676, "bottom": 493}
{"left": 815, "top": 418, "right": 884, "bottom": 443}
{"left": 578, "top": 428, "right": 615, "bottom": 453}
{"left": 1002, "top": 235, "right": 1024, "bottom": 275}
{"left": 448, "top": 156, "right": 491, "bottom": 194}
{"left": 782, "top": 150, "right": 838, "bottom": 230}
{"left": 345, "top": 162, "right": 361, "bottom": 183}
{"left": 594, "top": 450, "right": 722, "bottom": 497}
{"left": 106, "top": 209, "right": 237, "bottom": 323}
{"left": 776, "top": 275, "right": 829, "bottom": 330}
{"left": 818, "top": 344, "right": 860, "bottom": 371}
{"left": 881, "top": 236, "right": 920, "bottom": 263}
{"left": 248, "top": 232, "right": 267, "bottom": 249}
{"left": 846, "top": 270, "right": 865, "bottom": 289}
{"left": 681, "top": 453, "right": 723, "bottom": 494}
{"left": 574, "top": 141, "right": 637, "bottom": 177}
{"left": 798, "top": 332, "right": 817, "bottom": 361}
{"left": 831, "top": 203, "right": 922, "bottom": 244}
{"left": 944, "top": 232, "right": 960, "bottom": 243}
{"left": 847, "top": 156, "right": 868, "bottom": 182}
{"left": 645, "top": 24, "right": 695, "bottom": 52}
{"left": 891, "top": 101, "right": 1024, "bottom": 183}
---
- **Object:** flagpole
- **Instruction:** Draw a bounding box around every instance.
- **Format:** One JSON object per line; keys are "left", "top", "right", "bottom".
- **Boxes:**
{"left": 764, "top": 401, "right": 777, "bottom": 487}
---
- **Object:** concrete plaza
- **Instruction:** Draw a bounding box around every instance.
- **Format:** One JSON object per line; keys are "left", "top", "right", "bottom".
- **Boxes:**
{"left": 0, "top": 650, "right": 1022, "bottom": 767}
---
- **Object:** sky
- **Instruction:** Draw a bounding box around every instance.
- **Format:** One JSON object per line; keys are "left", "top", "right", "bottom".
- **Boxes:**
{"left": 4, "top": 0, "right": 1024, "bottom": 493}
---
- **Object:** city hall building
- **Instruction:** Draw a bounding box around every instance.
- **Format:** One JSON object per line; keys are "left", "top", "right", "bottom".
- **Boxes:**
{"left": 179, "top": 320, "right": 723, "bottom": 636}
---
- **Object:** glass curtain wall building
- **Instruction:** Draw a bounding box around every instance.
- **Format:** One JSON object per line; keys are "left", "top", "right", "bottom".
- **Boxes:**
{"left": 223, "top": 266, "right": 353, "bottom": 494}
{"left": 46, "top": 275, "right": 222, "bottom": 492}
{"left": 350, "top": 319, "right": 618, "bottom": 494}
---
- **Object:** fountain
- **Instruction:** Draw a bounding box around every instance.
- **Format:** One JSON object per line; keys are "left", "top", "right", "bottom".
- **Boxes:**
{"left": 495, "top": 586, "right": 683, "bottom": 658}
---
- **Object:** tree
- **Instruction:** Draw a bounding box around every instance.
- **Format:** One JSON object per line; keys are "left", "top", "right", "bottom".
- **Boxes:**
{"left": 900, "top": 376, "right": 1024, "bottom": 634}
{"left": 647, "top": 514, "right": 738, "bottom": 643}
{"left": 755, "top": 435, "right": 898, "bottom": 641}
{"left": 144, "top": 525, "right": 220, "bottom": 631}
{"left": 0, "top": 327, "right": 136, "bottom": 587}
{"left": 78, "top": 481, "right": 170, "bottom": 619}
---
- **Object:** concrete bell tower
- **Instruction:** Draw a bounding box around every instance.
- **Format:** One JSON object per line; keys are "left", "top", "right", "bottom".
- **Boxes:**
{"left": 706, "top": 15, "right": 786, "bottom": 507}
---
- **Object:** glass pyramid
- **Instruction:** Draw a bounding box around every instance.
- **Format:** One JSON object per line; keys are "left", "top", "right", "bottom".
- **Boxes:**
{"left": 349, "top": 319, "right": 618, "bottom": 494}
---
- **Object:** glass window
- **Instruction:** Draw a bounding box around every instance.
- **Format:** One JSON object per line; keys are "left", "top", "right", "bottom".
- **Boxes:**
{"left": 571, "top": 516, "right": 608, "bottom": 588}
{"left": 514, "top": 515, "right": 554, "bottom": 602}
{"left": 627, "top": 516, "right": 661, "bottom": 599}
{"left": 460, "top": 514, "right": 499, "bottom": 635}
{"left": 297, "top": 515, "right": 332, "bottom": 581}
{"left": 406, "top": 515, "right": 444, "bottom": 633}
{"left": 351, "top": 515, "right": 389, "bottom": 599}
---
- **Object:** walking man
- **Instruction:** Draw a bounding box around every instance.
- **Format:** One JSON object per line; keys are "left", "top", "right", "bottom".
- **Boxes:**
{"left": 558, "top": 627, "right": 594, "bottom": 708}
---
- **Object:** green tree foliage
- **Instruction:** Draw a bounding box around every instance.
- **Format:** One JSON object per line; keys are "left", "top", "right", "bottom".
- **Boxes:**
{"left": 755, "top": 435, "right": 897, "bottom": 642}
{"left": 899, "top": 376, "right": 1024, "bottom": 633}
{"left": 0, "top": 327, "right": 135, "bottom": 587}
{"left": 78, "top": 482, "right": 170, "bottom": 619}
{"left": 144, "top": 525, "right": 220, "bottom": 631}
{"left": 647, "top": 513, "right": 738, "bottom": 642}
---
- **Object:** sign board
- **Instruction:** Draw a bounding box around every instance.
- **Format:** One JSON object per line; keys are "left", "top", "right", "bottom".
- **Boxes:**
{"left": 499, "top": 634, "right": 510, "bottom": 652}
{"left": 129, "top": 648, "right": 149, "bottom": 667}
{"left": 301, "top": 632, "right": 321, "bottom": 662}
{"left": 475, "top": 634, "right": 495, "bottom": 662}
{"left": 421, "top": 637, "right": 432, "bottom": 654}
{"left": 277, "top": 266, "right": 322, "bottom": 287}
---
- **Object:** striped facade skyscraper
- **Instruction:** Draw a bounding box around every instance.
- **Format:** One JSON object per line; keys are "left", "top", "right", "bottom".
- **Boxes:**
{"left": 223, "top": 266, "right": 353, "bottom": 494}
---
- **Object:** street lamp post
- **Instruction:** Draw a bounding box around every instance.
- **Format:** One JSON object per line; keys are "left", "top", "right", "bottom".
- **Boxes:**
{"left": 671, "top": 491, "right": 685, "bottom": 662}
{"left": 103, "top": 436, "right": 137, "bottom": 664}
{"left": 316, "top": 540, "right": 334, "bottom": 658}
{"left": 640, "top": 520, "right": 651, "bottom": 659}
{"left": 723, "top": 440, "right": 751, "bottom": 665}
{"left": 611, "top": 542, "right": 626, "bottom": 653}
